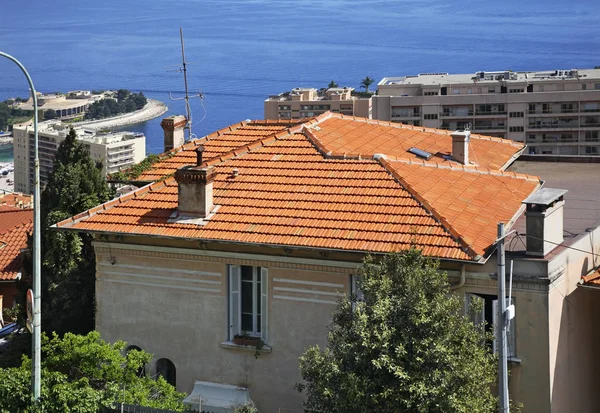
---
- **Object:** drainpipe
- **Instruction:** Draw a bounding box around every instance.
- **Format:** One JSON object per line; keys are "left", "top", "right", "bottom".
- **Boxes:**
{"left": 450, "top": 264, "right": 466, "bottom": 290}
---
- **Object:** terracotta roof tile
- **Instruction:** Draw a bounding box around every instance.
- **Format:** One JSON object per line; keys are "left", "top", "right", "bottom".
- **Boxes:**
{"left": 55, "top": 113, "right": 538, "bottom": 261}
{"left": 0, "top": 209, "right": 33, "bottom": 280}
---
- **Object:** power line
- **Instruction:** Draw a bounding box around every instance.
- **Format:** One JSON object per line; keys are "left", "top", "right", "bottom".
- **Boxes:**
{"left": 514, "top": 231, "right": 600, "bottom": 258}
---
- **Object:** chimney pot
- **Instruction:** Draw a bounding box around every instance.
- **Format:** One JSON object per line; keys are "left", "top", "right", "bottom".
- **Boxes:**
{"left": 175, "top": 165, "right": 215, "bottom": 218}
{"left": 161, "top": 115, "right": 187, "bottom": 152}
{"left": 451, "top": 130, "right": 471, "bottom": 164}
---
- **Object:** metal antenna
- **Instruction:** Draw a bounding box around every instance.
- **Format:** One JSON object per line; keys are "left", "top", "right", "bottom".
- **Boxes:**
{"left": 167, "top": 27, "right": 203, "bottom": 140}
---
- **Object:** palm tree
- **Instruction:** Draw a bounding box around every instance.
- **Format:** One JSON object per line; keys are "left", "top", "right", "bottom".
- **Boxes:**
{"left": 328, "top": 80, "right": 339, "bottom": 88}
{"left": 360, "top": 76, "right": 375, "bottom": 93}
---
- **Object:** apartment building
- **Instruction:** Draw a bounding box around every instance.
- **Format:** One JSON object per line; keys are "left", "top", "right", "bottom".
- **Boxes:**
{"left": 264, "top": 87, "right": 372, "bottom": 119}
{"left": 372, "top": 68, "right": 600, "bottom": 156}
{"left": 13, "top": 121, "right": 146, "bottom": 193}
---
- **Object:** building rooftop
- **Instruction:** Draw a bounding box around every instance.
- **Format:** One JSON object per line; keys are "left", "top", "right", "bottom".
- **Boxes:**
{"left": 266, "top": 87, "right": 359, "bottom": 102}
{"left": 506, "top": 160, "right": 600, "bottom": 250}
{"left": 379, "top": 68, "right": 600, "bottom": 87}
{"left": 18, "top": 121, "right": 144, "bottom": 145}
{"left": 56, "top": 112, "right": 538, "bottom": 262}
{"left": 0, "top": 207, "right": 32, "bottom": 281}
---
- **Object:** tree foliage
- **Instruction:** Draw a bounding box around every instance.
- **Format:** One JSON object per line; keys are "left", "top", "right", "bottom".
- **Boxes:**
{"left": 359, "top": 76, "right": 375, "bottom": 93}
{"left": 23, "top": 127, "right": 113, "bottom": 334}
{"left": 84, "top": 90, "right": 147, "bottom": 120}
{"left": 43, "top": 109, "right": 57, "bottom": 120}
{"left": 297, "top": 249, "right": 496, "bottom": 413}
{"left": 328, "top": 80, "right": 339, "bottom": 88}
{"left": 0, "top": 331, "right": 186, "bottom": 412}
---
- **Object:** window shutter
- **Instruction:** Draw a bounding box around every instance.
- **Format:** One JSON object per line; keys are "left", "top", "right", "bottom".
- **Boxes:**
{"left": 229, "top": 265, "right": 241, "bottom": 341}
{"left": 260, "top": 267, "right": 268, "bottom": 343}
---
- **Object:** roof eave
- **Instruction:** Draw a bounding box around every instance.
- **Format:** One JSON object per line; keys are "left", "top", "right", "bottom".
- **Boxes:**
{"left": 51, "top": 226, "right": 483, "bottom": 264}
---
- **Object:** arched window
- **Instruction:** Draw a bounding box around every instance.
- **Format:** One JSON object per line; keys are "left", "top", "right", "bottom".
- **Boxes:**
{"left": 155, "top": 358, "right": 176, "bottom": 387}
{"left": 125, "top": 345, "right": 145, "bottom": 377}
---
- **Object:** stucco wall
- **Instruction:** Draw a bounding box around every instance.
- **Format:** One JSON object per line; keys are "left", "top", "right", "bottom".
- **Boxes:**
{"left": 94, "top": 242, "right": 355, "bottom": 413}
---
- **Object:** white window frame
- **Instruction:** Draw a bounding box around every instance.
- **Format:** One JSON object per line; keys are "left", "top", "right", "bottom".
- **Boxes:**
{"left": 228, "top": 265, "right": 268, "bottom": 343}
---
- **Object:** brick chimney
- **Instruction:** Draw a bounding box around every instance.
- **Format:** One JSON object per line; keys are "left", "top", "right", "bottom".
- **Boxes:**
{"left": 174, "top": 146, "right": 214, "bottom": 218}
{"left": 451, "top": 130, "right": 471, "bottom": 164}
{"left": 522, "top": 188, "right": 568, "bottom": 257}
{"left": 161, "top": 115, "right": 187, "bottom": 152}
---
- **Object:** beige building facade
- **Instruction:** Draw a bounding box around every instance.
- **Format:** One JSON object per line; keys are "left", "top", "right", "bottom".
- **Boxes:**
{"left": 88, "top": 215, "right": 600, "bottom": 413}
{"left": 13, "top": 121, "right": 146, "bottom": 193}
{"left": 264, "top": 87, "right": 372, "bottom": 120}
{"left": 373, "top": 68, "right": 600, "bottom": 156}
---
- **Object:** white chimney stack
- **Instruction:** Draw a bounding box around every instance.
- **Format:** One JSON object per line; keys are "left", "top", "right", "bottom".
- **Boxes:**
{"left": 161, "top": 115, "right": 187, "bottom": 152}
{"left": 451, "top": 130, "right": 471, "bottom": 164}
{"left": 522, "top": 188, "right": 568, "bottom": 257}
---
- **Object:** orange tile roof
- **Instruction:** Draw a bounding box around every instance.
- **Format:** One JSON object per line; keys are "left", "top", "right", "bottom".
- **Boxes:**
{"left": 55, "top": 113, "right": 539, "bottom": 261}
{"left": 135, "top": 120, "right": 304, "bottom": 182}
{"left": 0, "top": 209, "right": 33, "bottom": 281}
{"left": 0, "top": 192, "right": 33, "bottom": 209}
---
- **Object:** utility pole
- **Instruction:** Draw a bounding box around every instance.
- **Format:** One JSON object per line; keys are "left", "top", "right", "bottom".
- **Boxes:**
{"left": 0, "top": 51, "right": 41, "bottom": 403}
{"left": 497, "top": 222, "right": 509, "bottom": 413}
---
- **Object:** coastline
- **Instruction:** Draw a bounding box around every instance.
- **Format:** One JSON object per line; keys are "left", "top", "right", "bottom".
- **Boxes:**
{"left": 72, "top": 98, "right": 168, "bottom": 130}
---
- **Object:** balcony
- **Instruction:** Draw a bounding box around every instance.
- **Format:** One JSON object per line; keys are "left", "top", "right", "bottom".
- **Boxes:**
{"left": 474, "top": 111, "right": 506, "bottom": 116}
{"left": 440, "top": 111, "right": 473, "bottom": 118}
{"left": 473, "top": 124, "right": 506, "bottom": 131}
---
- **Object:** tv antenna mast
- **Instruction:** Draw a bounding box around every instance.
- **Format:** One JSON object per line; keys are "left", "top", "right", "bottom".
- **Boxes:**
{"left": 166, "top": 27, "right": 204, "bottom": 140}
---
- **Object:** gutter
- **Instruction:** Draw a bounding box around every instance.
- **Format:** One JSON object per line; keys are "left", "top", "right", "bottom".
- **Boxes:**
{"left": 450, "top": 264, "right": 466, "bottom": 290}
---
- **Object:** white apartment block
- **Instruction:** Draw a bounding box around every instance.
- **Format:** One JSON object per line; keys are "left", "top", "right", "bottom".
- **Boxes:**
{"left": 264, "top": 87, "right": 372, "bottom": 120}
{"left": 373, "top": 68, "right": 600, "bottom": 156}
{"left": 13, "top": 121, "right": 146, "bottom": 193}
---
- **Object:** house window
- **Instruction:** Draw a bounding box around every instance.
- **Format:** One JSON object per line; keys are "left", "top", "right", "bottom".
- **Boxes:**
{"left": 488, "top": 88, "right": 496, "bottom": 93}
{"left": 466, "top": 293, "right": 516, "bottom": 359}
{"left": 509, "top": 126, "right": 524, "bottom": 132}
{"left": 424, "top": 114, "right": 438, "bottom": 120}
{"left": 582, "top": 84, "right": 587, "bottom": 90}
{"left": 228, "top": 265, "right": 268, "bottom": 342}
{"left": 509, "top": 112, "right": 524, "bottom": 118}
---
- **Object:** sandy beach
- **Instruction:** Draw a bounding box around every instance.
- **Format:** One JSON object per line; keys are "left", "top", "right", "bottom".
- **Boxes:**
{"left": 72, "top": 98, "right": 168, "bottom": 130}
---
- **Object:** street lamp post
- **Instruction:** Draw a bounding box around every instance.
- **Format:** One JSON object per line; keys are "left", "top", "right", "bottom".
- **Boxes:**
{"left": 0, "top": 51, "right": 41, "bottom": 402}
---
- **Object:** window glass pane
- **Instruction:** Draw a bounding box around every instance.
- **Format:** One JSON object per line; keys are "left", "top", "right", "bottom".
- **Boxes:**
{"left": 241, "top": 265, "right": 253, "bottom": 281}
{"left": 241, "top": 314, "right": 253, "bottom": 332}
{"left": 241, "top": 280, "right": 253, "bottom": 313}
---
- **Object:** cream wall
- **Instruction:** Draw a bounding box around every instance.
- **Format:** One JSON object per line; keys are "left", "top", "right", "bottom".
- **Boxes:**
{"left": 92, "top": 235, "right": 600, "bottom": 413}
{"left": 94, "top": 241, "right": 357, "bottom": 413}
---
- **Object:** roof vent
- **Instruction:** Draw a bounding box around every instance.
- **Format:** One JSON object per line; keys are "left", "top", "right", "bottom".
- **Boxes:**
{"left": 408, "top": 147, "right": 433, "bottom": 160}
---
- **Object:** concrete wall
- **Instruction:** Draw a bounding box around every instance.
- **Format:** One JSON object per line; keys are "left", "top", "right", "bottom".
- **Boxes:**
{"left": 545, "top": 227, "right": 600, "bottom": 413}
{"left": 94, "top": 241, "right": 356, "bottom": 413}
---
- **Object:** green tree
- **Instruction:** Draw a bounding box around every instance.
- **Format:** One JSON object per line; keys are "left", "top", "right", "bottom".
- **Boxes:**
{"left": 43, "top": 109, "right": 57, "bottom": 120}
{"left": 0, "top": 331, "right": 186, "bottom": 412}
{"left": 0, "top": 103, "right": 10, "bottom": 131}
{"left": 328, "top": 80, "right": 339, "bottom": 88}
{"left": 360, "top": 76, "right": 375, "bottom": 93}
{"left": 296, "top": 249, "right": 496, "bottom": 413}
{"left": 26, "top": 127, "right": 113, "bottom": 334}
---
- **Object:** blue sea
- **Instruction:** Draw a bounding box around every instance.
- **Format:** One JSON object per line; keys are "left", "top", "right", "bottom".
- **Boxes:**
{"left": 1, "top": 0, "right": 599, "bottom": 158}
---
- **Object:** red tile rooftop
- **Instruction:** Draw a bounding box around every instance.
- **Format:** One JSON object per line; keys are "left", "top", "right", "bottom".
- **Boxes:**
{"left": 0, "top": 209, "right": 33, "bottom": 281}
{"left": 56, "top": 112, "right": 539, "bottom": 262}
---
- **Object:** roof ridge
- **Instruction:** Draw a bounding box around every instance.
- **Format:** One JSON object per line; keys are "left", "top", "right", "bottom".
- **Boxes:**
{"left": 375, "top": 156, "right": 479, "bottom": 260}
{"left": 325, "top": 111, "right": 523, "bottom": 148}
{"left": 387, "top": 158, "right": 539, "bottom": 182}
